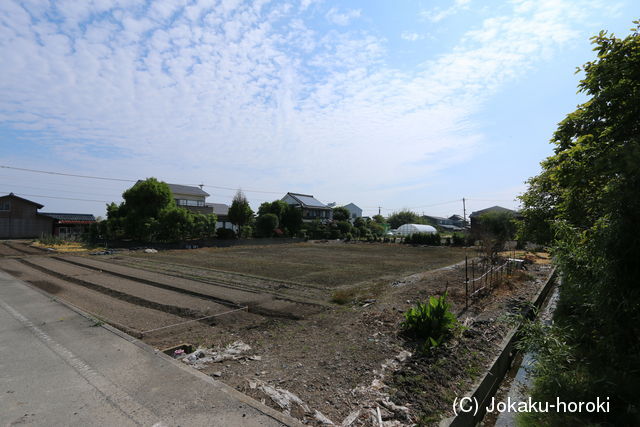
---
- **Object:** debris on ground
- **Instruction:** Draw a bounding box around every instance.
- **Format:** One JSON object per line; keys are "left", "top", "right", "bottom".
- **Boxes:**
{"left": 251, "top": 379, "right": 335, "bottom": 424}
{"left": 143, "top": 248, "right": 158, "bottom": 254}
{"left": 177, "top": 341, "right": 257, "bottom": 369}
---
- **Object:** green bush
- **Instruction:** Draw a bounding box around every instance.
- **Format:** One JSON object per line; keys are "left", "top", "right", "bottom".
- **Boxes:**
{"left": 405, "top": 232, "right": 441, "bottom": 245}
{"left": 401, "top": 293, "right": 457, "bottom": 350}
{"left": 216, "top": 228, "right": 236, "bottom": 239}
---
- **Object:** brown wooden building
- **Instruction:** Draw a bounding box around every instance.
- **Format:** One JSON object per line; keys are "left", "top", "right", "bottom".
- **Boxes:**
{"left": 0, "top": 193, "right": 96, "bottom": 239}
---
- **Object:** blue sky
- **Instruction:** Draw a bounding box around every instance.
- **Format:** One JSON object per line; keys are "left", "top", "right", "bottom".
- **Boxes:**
{"left": 0, "top": 0, "right": 637, "bottom": 218}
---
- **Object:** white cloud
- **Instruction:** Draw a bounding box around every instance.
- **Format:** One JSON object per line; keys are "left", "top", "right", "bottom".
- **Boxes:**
{"left": 421, "top": 0, "right": 472, "bottom": 23}
{"left": 401, "top": 31, "right": 423, "bottom": 41}
{"left": 325, "top": 7, "right": 361, "bottom": 26}
{"left": 0, "top": 0, "right": 615, "bottom": 212}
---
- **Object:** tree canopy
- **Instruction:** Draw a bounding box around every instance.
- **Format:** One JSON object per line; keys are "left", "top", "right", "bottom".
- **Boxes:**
{"left": 100, "top": 178, "right": 217, "bottom": 242}
{"left": 518, "top": 22, "right": 640, "bottom": 426}
{"left": 387, "top": 210, "right": 421, "bottom": 229}
{"left": 228, "top": 190, "right": 254, "bottom": 234}
{"left": 332, "top": 206, "right": 350, "bottom": 221}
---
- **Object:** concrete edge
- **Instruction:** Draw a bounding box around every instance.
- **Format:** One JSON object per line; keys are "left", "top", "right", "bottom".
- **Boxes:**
{"left": 440, "top": 267, "right": 558, "bottom": 427}
{"left": 5, "top": 271, "right": 303, "bottom": 427}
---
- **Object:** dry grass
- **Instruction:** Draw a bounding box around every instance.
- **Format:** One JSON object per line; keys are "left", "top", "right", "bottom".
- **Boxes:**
{"left": 126, "top": 243, "right": 467, "bottom": 288}
{"left": 32, "top": 241, "right": 92, "bottom": 253}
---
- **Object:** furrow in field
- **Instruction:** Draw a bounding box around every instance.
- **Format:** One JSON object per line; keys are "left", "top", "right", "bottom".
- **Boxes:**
{"left": 0, "top": 258, "right": 185, "bottom": 335}
{"left": 21, "top": 257, "right": 228, "bottom": 318}
{"left": 105, "top": 256, "right": 329, "bottom": 304}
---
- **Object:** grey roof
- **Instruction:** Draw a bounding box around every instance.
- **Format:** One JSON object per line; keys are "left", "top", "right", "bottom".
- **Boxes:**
{"left": 469, "top": 206, "right": 518, "bottom": 217}
{"left": 205, "top": 202, "right": 229, "bottom": 215}
{"left": 167, "top": 183, "right": 210, "bottom": 197}
{"left": 1, "top": 193, "right": 44, "bottom": 209}
{"left": 344, "top": 202, "right": 361, "bottom": 211}
{"left": 40, "top": 213, "right": 96, "bottom": 222}
{"left": 285, "top": 192, "right": 329, "bottom": 209}
{"left": 423, "top": 214, "right": 448, "bottom": 221}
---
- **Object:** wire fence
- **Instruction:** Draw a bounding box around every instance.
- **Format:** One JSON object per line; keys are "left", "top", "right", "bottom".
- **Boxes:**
{"left": 139, "top": 306, "right": 249, "bottom": 337}
{"left": 463, "top": 250, "right": 522, "bottom": 309}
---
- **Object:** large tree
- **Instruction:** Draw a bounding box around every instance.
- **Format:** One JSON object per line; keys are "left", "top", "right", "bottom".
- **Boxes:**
{"left": 518, "top": 22, "right": 640, "bottom": 426}
{"left": 228, "top": 190, "right": 254, "bottom": 235}
{"left": 332, "top": 206, "right": 350, "bottom": 221}
{"left": 387, "top": 209, "right": 421, "bottom": 229}
{"left": 121, "top": 178, "right": 174, "bottom": 241}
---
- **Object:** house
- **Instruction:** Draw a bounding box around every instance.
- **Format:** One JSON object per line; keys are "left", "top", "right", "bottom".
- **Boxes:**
{"left": 40, "top": 213, "right": 96, "bottom": 239}
{"left": 205, "top": 202, "right": 235, "bottom": 231}
{"left": 343, "top": 203, "right": 362, "bottom": 222}
{"left": 282, "top": 192, "right": 332, "bottom": 222}
{"left": 469, "top": 206, "right": 520, "bottom": 233}
{"left": 448, "top": 214, "right": 466, "bottom": 228}
{"left": 0, "top": 193, "right": 95, "bottom": 239}
{"left": 0, "top": 193, "right": 53, "bottom": 238}
{"left": 422, "top": 215, "right": 463, "bottom": 232}
{"left": 166, "top": 183, "right": 214, "bottom": 215}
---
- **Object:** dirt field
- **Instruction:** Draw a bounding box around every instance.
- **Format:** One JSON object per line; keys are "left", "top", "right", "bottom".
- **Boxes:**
{"left": 116, "top": 242, "right": 467, "bottom": 288}
{"left": 0, "top": 240, "right": 552, "bottom": 425}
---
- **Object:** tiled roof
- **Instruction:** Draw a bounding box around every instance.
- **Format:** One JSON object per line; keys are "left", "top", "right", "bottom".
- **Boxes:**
{"left": 40, "top": 213, "right": 96, "bottom": 222}
{"left": 286, "top": 193, "right": 329, "bottom": 209}
{"left": 167, "top": 183, "right": 210, "bottom": 197}
{"left": 469, "top": 206, "right": 518, "bottom": 217}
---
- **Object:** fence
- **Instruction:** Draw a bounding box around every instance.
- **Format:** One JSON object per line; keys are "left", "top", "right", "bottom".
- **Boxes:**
{"left": 463, "top": 252, "right": 521, "bottom": 310}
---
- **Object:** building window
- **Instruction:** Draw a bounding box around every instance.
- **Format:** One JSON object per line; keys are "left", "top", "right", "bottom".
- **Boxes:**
{"left": 0, "top": 201, "right": 9, "bottom": 211}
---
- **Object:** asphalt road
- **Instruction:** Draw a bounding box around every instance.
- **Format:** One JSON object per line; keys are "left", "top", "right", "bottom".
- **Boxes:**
{"left": 0, "top": 270, "right": 297, "bottom": 427}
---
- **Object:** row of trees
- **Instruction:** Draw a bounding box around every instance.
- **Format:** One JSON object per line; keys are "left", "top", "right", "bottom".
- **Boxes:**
{"left": 95, "top": 180, "right": 516, "bottom": 248}
{"left": 94, "top": 178, "right": 218, "bottom": 242}
{"left": 517, "top": 23, "right": 640, "bottom": 426}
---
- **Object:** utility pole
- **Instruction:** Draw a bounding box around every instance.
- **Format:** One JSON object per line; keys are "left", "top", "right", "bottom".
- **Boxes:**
{"left": 462, "top": 197, "right": 467, "bottom": 227}
{"left": 463, "top": 197, "right": 469, "bottom": 310}
{"left": 378, "top": 206, "right": 381, "bottom": 215}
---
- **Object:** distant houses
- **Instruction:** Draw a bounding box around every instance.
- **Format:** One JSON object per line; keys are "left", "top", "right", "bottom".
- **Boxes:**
{"left": 0, "top": 193, "right": 95, "bottom": 239}
{"left": 282, "top": 192, "right": 332, "bottom": 222}
{"left": 166, "top": 183, "right": 211, "bottom": 215}
{"left": 422, "top": 214, "right": 465, "bottom": 231}
{"left": 343, "top": 203, "right": 362, "bottom": 222}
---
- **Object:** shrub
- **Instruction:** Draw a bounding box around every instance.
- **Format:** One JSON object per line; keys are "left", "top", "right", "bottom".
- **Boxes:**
{"left": 401, "top": 293, "right": 457, "bottom": 350}
{"left": 405, "top": 232, "right": 441, "bottom": 245}
{"left": 216, "top": 228, "right": 236, "bottom": 239}
{"left": 255, "top": 213, "right": 279, "bottom": 237}
{"left": 345, "top": 232, "right": 353, "bottom": 241}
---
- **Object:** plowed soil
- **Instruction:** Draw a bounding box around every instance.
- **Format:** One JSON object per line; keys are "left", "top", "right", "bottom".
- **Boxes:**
{"left": 0, "top": 241, "right": 552, "bottom": 425}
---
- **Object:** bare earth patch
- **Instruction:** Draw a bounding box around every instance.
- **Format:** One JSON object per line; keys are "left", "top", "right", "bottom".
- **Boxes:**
{"left": 0, "top": 242, "right": 552, "bottom": 425}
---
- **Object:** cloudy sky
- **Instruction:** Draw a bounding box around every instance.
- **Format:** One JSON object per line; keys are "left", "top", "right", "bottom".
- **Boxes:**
{"left": 0, "top": 0, "right": 637, "bottom": 217}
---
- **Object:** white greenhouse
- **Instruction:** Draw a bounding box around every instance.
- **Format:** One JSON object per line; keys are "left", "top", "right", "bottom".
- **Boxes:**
{"left": 396, "top": 223, "right": 437, "bottom": 236}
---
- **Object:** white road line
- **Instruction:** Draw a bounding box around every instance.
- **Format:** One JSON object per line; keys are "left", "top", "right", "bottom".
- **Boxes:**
{"left": 0, "top": 297, "right": 164, "bottom": 427}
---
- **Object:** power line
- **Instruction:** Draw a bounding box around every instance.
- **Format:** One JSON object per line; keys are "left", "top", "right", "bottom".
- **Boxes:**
{"left": 0, "top": 165, "right": 135, "bottom": 182}
{"left": 1, "top": 191, "right": 110, "bottom": 203}
{"left": 0, "top": 165, "right": 284, "bottom": 195}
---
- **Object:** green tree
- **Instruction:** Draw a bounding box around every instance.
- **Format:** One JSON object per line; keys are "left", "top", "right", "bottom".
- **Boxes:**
{"left": 332, "top": 206, "right": 350, "bottom": 221}
{"left": 157, "top": 207, "right": 193, "bottom": 242}
{"left": 122, "top": 178, "right": 174, "bottom": 241}
{"left": 518, "top": 22, "right": 640, "bottom": 426}
{"left": 475, "top": 211, "right": 517, "bottom": 259}
{"left": 372, "top": 214, "right": 385, "bottom": 224}
{"left": 255, "top": 213, "right": 279, "bottom": 237}
{"left": 228, "top": 190, "right": 254, "bottom": 235}
{"left": 387, "top": 209, "right": 421, "bottom": 229}
{"left": 281, "top": 204, "right": 303, "bottom": 235}
{"left": 257, "top": 200, "right": 289, "bottom": 219}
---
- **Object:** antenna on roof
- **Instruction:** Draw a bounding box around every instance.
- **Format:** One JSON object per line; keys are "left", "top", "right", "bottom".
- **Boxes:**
{"left": 199, "top": 184, "right": 204, "bottom": 190}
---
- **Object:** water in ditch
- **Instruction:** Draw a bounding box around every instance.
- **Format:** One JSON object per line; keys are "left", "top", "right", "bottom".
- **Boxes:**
{"left": 481, "top": 283, "right": 560, "bottom": 426}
